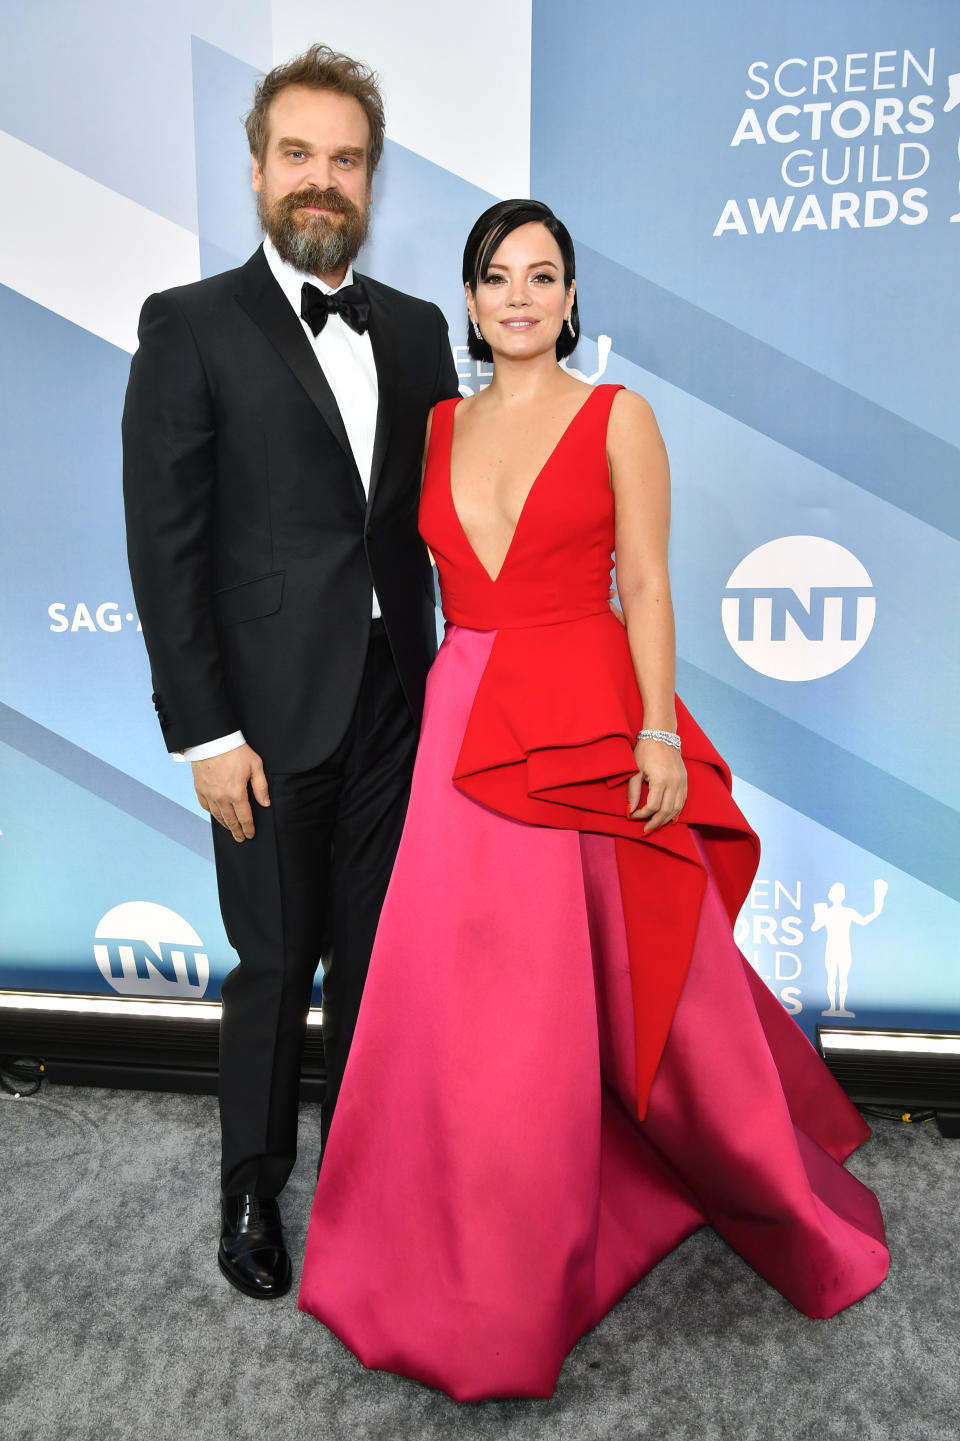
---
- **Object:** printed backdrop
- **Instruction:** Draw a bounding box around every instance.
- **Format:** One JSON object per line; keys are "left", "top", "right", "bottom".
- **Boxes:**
{"left": 1, "top": 0, "right": 957, "bottom": 1042}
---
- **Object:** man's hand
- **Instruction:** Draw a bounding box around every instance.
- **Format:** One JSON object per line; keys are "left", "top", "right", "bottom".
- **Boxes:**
{"left": 192, "top": 744, "right": 270, "bottom": 842}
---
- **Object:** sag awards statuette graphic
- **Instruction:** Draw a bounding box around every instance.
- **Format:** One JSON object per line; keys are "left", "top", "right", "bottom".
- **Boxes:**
{"left": 714, "top": 46, "right": 960, "bottom": 237}
{"left": 721, "top": 535, "right": 876, "bottom": 681}
{"left": 94, "top": 902, "right": 210, "bottom": 999}
{"left": 813, "top": 879, "right": 888, "bottom": 1018}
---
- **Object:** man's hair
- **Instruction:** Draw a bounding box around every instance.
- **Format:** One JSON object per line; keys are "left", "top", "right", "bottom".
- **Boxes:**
{"left": 245, "top": 44, "right": 386, "bottom": 172}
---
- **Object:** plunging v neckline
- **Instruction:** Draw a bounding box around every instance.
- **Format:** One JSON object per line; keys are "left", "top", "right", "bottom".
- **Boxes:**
{"left": 448, "top": 387, "right": 603, "bottom": 584}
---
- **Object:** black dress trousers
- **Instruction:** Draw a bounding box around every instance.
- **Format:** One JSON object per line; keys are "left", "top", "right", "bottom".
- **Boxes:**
{"left": 214, "top": 621, "right": 418, "bottom": 1197}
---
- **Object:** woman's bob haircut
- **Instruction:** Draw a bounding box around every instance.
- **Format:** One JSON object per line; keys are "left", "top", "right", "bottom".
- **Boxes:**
{"left": 462, "top": 198, "right": 580, "bottom": 364}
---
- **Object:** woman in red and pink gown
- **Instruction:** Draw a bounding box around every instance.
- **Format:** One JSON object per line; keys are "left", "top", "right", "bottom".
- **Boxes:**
{"left": 298, "top": 200, "right": 888, "bottom": 1400}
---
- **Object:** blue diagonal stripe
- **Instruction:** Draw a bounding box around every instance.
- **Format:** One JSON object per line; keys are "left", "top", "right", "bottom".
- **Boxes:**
{"left": 677, "top": 658, "right": 960, "bottom": 902}
{"left": 0, "top": 702, "right": 212, "bottom": 859}
{"left": 576, "top": 243, "right": 960, "bottom": 541}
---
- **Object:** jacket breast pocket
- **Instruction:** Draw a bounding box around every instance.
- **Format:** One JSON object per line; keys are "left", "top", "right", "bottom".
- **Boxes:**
{"left": 213, "top": 571, "right": 284, "bottom": 626}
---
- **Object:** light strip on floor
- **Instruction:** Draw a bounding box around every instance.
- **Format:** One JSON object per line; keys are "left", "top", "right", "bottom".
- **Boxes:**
{"left": 0, "top": 990, "right": 324, "bottom": 1026}
{"left": 819, "top": 1028, "right": 960, "bottom": 1057}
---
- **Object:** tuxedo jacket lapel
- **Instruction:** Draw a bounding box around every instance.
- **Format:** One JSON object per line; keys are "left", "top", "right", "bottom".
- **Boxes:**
{"left": 234, "top": 250, "right": 366, "bottom": 510}
{"left": 363, "top": 276, "right": 398, "bottom": 516}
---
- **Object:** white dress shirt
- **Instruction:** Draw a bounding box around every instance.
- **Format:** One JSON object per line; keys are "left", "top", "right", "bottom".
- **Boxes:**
{"left": 180, "top": 238, "right": 381, "bottom": 763}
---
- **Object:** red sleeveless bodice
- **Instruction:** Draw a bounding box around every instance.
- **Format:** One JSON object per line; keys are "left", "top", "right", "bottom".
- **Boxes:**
{"left": 420, "top": 384, "right": 760, "bottom": 1115}
{"left": 419, "top": 384, "right": 618, "bottom": 630}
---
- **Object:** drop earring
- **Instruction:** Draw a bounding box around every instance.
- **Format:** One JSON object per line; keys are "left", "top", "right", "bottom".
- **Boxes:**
{"left": 472, "top": 318, "right": 483, "bottom": 342}
{"left": 566, "top": 315, "right": 576, "bottom": 339}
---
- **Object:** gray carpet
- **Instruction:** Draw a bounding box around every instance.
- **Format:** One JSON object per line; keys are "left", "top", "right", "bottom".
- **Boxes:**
{"left": 1, "top": 1085, "right": 956, "bottom": 1441}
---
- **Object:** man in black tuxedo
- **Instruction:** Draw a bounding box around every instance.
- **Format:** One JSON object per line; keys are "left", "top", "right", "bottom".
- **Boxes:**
{"left": 123, "top": 45, "right": 458, "bottom": 1299}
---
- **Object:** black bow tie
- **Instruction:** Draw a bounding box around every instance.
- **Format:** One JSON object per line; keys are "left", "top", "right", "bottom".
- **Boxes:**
{"left": 300, "top": 279, "right": 371, "bottom": 336}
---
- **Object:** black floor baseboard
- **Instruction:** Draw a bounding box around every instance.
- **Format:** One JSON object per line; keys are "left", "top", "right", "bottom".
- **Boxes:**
{"left": 0, "top": 989, "right": 326, "bottom": 1100}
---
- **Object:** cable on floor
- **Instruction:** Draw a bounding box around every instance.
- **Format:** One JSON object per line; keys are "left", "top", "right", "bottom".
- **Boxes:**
{"left": 0, "top": 1057, "right": 44, "bottom": 1097}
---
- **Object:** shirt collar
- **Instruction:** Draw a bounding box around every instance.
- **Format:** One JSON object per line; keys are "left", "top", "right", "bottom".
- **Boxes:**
{"left": 262, "top": 235, "right": 356, "bottom": 316}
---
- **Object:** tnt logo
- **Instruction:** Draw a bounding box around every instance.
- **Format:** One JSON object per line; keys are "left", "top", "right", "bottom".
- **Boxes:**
{"left": 722, "top": 536, "right": 876, "bottom": 681}
{"left": 94, "top": 901, "right": 209, "bottom": 999}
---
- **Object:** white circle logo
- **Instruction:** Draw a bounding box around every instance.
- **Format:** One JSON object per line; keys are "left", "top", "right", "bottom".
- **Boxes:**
{"left": 721, "top": 536, "right": 876, "bottom": 681}
{"left": 94, "top": 901, "right": 209, "bottom": 998}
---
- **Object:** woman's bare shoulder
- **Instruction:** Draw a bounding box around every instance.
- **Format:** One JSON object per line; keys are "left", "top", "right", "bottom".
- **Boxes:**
{"left": 609, "top": 386, "right": 658, "bottom": 424}
{"left": 455, "top": 389, "right": 482, "bottom": 416}
{"left": 608, "top": 387, "right": 665, "bottom": 451}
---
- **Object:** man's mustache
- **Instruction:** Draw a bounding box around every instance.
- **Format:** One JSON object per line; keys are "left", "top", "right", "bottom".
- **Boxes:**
{"left": 279, "top": 187, "right": 359, "bottom": 219}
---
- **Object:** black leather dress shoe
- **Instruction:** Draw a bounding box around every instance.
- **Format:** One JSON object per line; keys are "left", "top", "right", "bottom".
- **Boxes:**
{"left": 218, "top": 1193, "right": 292, "bottom": 1299}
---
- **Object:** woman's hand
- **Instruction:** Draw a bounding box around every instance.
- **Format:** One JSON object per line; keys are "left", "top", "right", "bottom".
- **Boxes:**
{"left": 627, "top": 738, "right": 687, "bottom": 833}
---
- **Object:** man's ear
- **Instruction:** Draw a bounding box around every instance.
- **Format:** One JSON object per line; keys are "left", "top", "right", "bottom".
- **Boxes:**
{"left": 251, "top": 154, "right": 264, "bottom": 194}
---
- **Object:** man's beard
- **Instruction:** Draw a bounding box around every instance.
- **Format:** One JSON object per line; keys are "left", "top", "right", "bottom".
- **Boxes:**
{"left": 258, "top": 185, "right": 369, "bottom": 274}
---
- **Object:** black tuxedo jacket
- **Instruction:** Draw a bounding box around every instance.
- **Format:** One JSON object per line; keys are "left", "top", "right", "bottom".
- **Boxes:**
{"left": 122, "top": 247, "right": 460, "bottom": 771}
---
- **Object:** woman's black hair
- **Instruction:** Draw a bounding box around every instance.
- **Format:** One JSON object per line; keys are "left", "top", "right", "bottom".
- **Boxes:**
{"left": 462, "top": 198, "right": 579, "bottom": 363}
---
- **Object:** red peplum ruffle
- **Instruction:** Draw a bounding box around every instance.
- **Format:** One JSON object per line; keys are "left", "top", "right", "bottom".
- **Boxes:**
{"left": 451, "top": 607, "right": 760, "bottom": 1114}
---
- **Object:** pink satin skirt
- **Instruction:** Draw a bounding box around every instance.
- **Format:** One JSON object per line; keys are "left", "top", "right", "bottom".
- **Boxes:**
{"left": 298, "top": 625, "right": 888, "bottom": 1401}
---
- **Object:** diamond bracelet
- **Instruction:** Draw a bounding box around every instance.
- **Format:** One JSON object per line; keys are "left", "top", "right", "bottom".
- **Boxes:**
{"left": 636, "top": 728, "right": 681, "bottom": 752}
